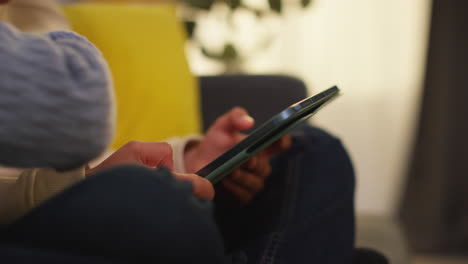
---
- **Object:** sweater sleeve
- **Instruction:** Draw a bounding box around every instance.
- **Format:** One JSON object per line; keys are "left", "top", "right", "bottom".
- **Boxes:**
{"left": 0, "top": 167, "right": 85, "bottom": 224}
{"left": 0, "top": 22, "right": 115, "bottom": 170}
{"left": 165, "top": 135, "right": 203, "bottom": 173}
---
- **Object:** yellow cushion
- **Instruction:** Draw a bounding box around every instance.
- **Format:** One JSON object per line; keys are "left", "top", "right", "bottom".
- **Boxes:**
{"left": 63, "top": 4, "right": 201, "bottom": 149}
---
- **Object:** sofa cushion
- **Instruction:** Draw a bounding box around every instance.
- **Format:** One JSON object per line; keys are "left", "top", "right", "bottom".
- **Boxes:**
{"left": 64, "top": 4, "right": 201, "bottom": 149}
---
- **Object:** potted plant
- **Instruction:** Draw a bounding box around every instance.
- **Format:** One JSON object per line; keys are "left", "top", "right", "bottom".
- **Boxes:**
{"left": 179, "top": 0, "right": 313, "bottom": 72}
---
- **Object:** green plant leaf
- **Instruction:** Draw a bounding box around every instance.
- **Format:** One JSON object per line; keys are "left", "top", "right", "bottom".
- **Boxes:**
{"left": 200, "top": 44, "right": 239, "bottom": 61}
{"left": 184, "top": 21, "right": 196, "bottom": 38}
{"left": 254, "top": 10, "right": 266, "bottom": 18}
{"left": 226, "top": 0, "right": 242, "bottom": 10}
{"left": 183, "top": 0, "right": 215, "bottom": 10}
{"left": 201, "top": 47, "right": 224, "bottom": 60}
{"left": 301, "top": 0, "right": 312, "bottom": 8}
{"left": 222, "top": 43, "right": 238, "bottom": 61}
{"left": 268, "top": 0, "right": 282, "bottom": 13}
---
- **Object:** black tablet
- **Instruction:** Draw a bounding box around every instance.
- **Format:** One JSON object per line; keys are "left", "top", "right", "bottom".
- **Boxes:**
{"left": 196, "top": 86, "right": 340, "bottom": 184}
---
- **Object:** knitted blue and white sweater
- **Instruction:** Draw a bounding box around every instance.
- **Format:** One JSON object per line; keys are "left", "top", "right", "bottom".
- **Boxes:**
{"left": 0, "top": 1, "right": 193, "bottom": 224}
{"left": 0, "top": 22, "right": 114, "bottom": 169}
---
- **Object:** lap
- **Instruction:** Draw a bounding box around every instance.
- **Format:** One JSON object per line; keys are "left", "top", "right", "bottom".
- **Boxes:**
{"left": 1, "top": 166, "right": 226, "bottom": 264}
{"left": 0, "top": 126, "right": 355, "bottom": 264}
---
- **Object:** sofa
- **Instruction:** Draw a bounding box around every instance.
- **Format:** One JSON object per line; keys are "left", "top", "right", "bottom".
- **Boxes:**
{"left": 1, "top": 3, "right": 393, "bottom": 263}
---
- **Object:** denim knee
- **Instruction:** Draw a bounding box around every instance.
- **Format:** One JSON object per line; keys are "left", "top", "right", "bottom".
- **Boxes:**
{"left": 289, "top": 126, "right": 356, "bottom": 197}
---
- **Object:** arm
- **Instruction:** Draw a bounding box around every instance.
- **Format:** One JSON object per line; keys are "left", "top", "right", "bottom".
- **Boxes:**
{"left": 165, "top": 135, "right": 203, "bottom": 173}
{"left": 0, "top": 167, "right": 85, "bottom": 224}
{"left": 0, "top": 138, "right": 211, "bottom": 225}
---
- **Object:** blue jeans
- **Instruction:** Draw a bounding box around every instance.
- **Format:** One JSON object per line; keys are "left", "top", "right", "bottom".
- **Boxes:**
{"left": 0, "top": 126, "right": 355, "bottom": 263}
{"left": 216, "top": 126, "right": 355, "bottom": 263}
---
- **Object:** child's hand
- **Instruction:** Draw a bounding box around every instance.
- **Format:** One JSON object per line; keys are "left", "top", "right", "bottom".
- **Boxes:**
{"left": 184, "top": 107, "right": 291, "bottom": 204}
{"left": 87, "top": 141, "right": 214, "bottom": 200}
{"left": 87, "top": 141, "right": 175, "bottom": 174}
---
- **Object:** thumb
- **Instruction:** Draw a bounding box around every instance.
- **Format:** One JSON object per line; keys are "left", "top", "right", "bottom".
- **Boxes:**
{"left": 173, "top": 173, "right": 215, "bottom": 200}
{"left": 211, "top": 107, "right": 254, "bottom": 134}
{"left": 264, "top": 135, "right": 292, "bottom": 156}
{"left": 135, "top": 142, "right": 175, "bottom": 171}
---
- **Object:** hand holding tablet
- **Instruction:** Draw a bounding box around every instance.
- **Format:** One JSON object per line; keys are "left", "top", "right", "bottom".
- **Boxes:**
{"left": 196, "top": 86, "right": 340, "bottom": 184}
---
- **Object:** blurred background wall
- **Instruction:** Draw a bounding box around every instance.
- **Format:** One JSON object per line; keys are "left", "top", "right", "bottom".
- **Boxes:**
{"left": 189, "top": 0, "right": 433, "bottom": 218}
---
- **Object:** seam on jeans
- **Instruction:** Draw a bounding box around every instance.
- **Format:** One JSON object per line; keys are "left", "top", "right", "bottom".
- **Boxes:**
{"left": 260, "top": 232, "right": 282, "bottom": 264}
{"left": 260, "top": 152, "right": 301, "bottom": 264}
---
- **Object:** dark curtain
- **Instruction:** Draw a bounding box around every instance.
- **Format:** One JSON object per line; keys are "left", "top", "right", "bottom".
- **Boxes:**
{"left": 399, "top": 0, "right": 468, "bottom": 254}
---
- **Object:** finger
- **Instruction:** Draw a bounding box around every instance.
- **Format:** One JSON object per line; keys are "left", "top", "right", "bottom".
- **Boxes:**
{"left": 243, "top": 156, "right": 258, "bottom": 171}
{"left": 211, "top": 107, "right": 255, "bottom": 134}
{"left": 264, "top": 135, "right": 292, "bottom": 156}
{"left": 173, "top": 173, "right": 215, "bottom": 200}
{"left": 257, "top": 156, "right": 272, "bottom": 179}
{"left": 281, "top": 135, "right": 292, "bottom": 150}
{"left": 222, "top": 178, "right": 254, "bottom": 204}
{"left": 242, "top": 154, "right": 272, "bottom": 179}
{"left": 229, "top": 169, "right": 264, "bottom": 193}
{"left": 131, "top": 141, "right": 175, "bottom": 171}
